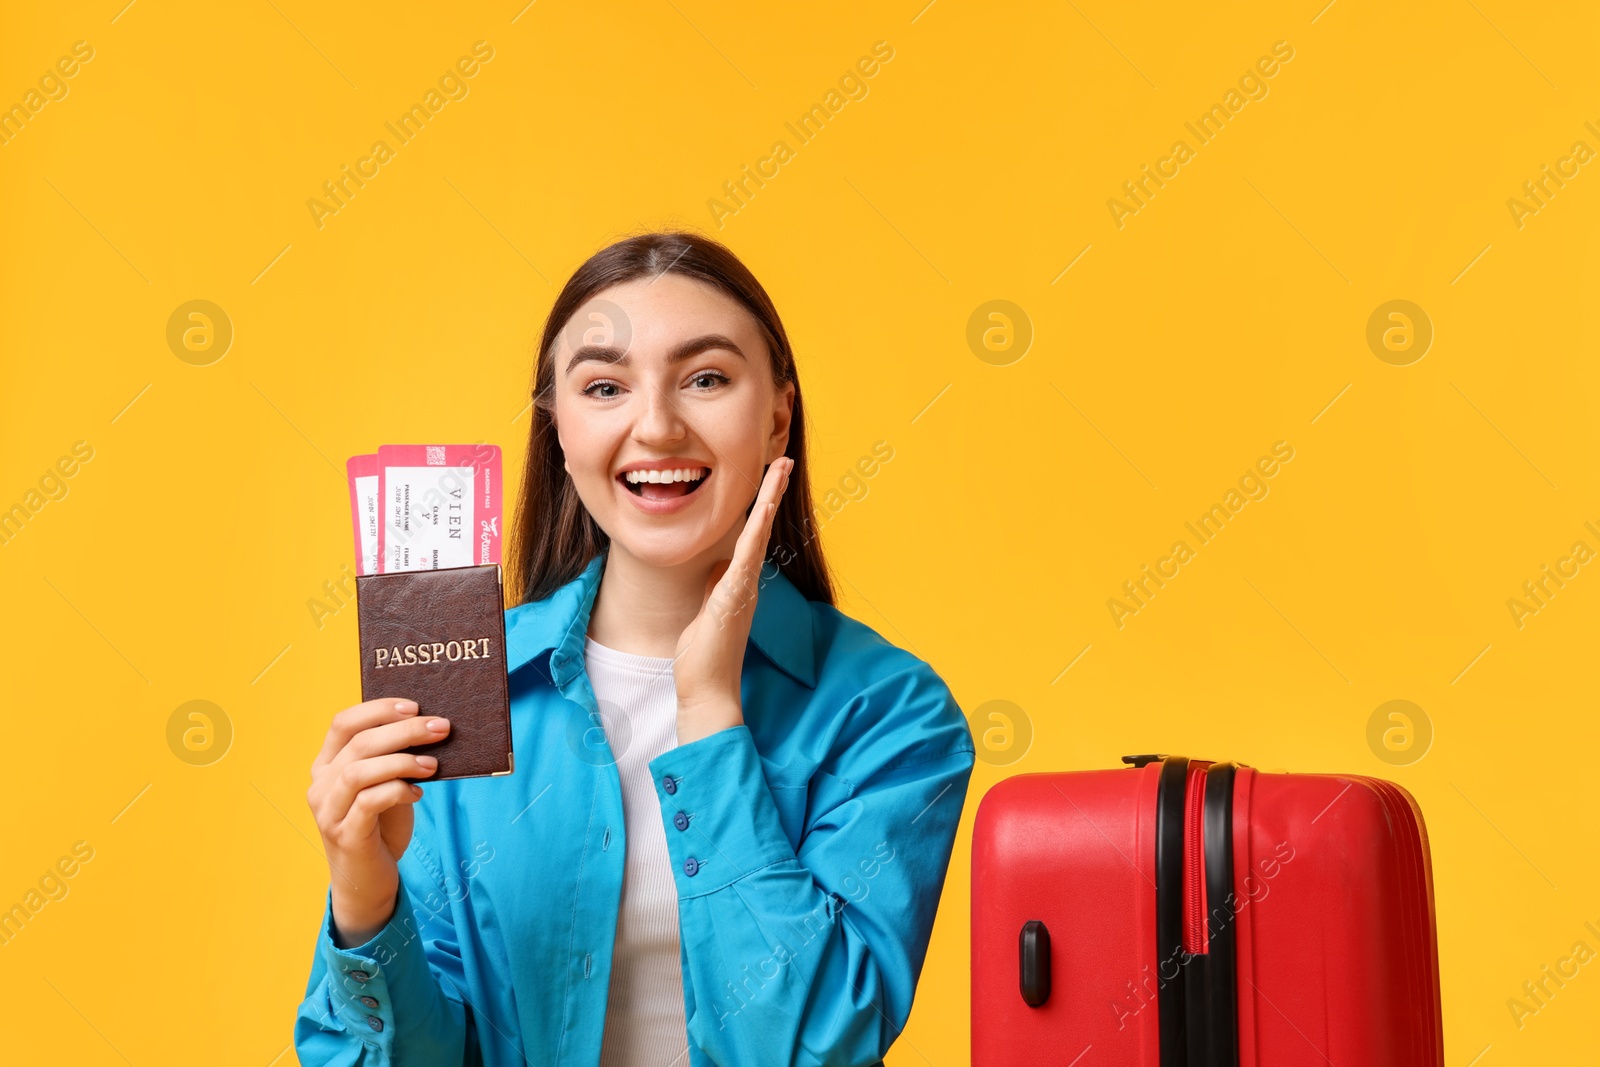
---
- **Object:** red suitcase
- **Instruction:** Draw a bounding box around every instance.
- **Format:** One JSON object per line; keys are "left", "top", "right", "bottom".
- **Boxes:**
{"left": 971, "top": 755, "right": 1443, "bottom": 1066}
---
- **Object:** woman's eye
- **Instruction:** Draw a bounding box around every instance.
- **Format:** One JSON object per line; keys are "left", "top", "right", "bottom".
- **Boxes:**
{"left": 688, "top": 371, "right": 729, "bottom": 390}
{"left": 583, "top": 380, "right": 623, "bottom": 398}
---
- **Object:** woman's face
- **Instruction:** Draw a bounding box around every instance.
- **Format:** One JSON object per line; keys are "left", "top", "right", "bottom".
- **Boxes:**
{"left": 552, "top": 272, "right": 794, "bottom": 570}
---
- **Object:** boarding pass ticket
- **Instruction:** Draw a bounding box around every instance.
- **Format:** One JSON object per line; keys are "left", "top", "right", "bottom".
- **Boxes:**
{"left": 345, "top": 444, "right": 502, "bottom": 574}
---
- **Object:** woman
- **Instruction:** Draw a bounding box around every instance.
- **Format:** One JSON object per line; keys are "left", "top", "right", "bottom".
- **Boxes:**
{"left": 295, "top": 232, "right": 975, "bottom": 1067}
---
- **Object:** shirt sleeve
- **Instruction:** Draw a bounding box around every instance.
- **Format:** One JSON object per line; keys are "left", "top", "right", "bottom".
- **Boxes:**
{"left": 293, "top": 832, "right": 472, "bottom": 1066}
{"left": 647, "top": 666, "right": 975, "bottom": 1067}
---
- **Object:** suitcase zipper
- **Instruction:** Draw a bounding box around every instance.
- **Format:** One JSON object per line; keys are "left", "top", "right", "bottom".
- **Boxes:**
{"left": 1183, "top": 765, "right": 1207, "bottom": 955}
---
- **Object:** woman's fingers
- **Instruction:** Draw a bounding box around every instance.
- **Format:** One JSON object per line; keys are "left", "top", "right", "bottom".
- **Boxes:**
{"left": 313, "top": 698, "right": 420, "bottom": 770}
{"left": 757, "top": 454, "right": 792, "bottom": 507}
{"left": 709, "top": 462, "right": 787, "bottom": 627}
{"left": 314, "top": 751, "right": 439, "bottom": 834}
{"left": 309, "top": 715, "right": 449, "bottom": 818}
{"left": 717, "top": 457, "right": 791, "bottom": 616}
{"left": 340, "top": 778, "right": 424, "bottom": 844}
{"left": 338, "top": 714, "right": 451, "bottom": 764}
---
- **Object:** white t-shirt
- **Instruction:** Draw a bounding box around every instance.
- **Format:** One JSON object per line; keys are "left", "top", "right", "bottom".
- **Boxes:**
{"left": 586, "top": 636, "right": 689, "bottom": 1067}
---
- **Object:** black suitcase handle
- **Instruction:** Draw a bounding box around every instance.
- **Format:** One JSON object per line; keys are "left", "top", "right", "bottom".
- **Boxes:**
{"left": 1138, "top": 754, "right": 1243, "bottom": 1067}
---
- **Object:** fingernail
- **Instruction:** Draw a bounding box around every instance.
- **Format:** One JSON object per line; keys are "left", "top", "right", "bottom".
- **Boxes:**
{"left": 396, "top": 700, "right": 418, "bottom": 714}
{"left": 427, "top": 718, "right": 450, "bottom": 732}
{"left": 416, "top": 755, "right": 438, "bottom": 770}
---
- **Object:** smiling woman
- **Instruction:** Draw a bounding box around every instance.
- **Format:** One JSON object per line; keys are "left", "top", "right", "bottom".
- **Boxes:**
{"left": 296, "top": 231, "right": 975, "bottom": 1067}
{"left": 511, "top": 235, "right": 831, "bottom": 607}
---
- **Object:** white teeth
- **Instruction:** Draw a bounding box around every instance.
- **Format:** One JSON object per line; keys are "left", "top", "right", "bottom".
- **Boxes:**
{"left": 623, "top": 467, "right": 707, "bottom": 484}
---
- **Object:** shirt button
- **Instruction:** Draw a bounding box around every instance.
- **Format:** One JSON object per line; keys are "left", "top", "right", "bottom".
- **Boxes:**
{"left": 367, "top": 1016, "right": 384, "bottom": 1032}
{"left": 349, "top": 970, "right": 370, "bottom": 982}
{"left": 662, "top": 775, "right": 677, "bottom": 795}
{"left": 673, "top": 811, "right": 689, "bottom": 831}
{"left": 684, "top": 856, "right": 700, "bottom": 877}
{"left": 360, "top": 996, "right": 379, "bottom": 1009}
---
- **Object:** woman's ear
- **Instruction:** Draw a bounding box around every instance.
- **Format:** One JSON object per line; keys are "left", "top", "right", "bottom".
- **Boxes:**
{"left": 768, "top": 381, "right": 796, "bottom": 463}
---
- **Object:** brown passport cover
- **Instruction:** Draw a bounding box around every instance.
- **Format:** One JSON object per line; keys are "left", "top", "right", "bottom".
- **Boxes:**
{"left": 355, "top": 563, "right": 514, "bottom": 781}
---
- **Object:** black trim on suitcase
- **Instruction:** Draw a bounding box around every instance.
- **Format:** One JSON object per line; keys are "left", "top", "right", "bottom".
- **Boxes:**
{"left": 1155, "top": 755, "right": 1190, "bottom": 1066}
{"left": 1204, "top": 762, "right": 1240, "bottom": 1065}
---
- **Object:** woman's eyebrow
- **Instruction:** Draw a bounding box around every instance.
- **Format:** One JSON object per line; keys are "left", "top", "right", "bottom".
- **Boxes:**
{"left": 565, "top": 333, "right": 747, "bottom": 374}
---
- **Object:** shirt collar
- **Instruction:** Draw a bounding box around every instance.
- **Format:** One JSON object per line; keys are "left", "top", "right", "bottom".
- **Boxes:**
{"left": 505, "top": 552, "right": 817, "bottom": 689}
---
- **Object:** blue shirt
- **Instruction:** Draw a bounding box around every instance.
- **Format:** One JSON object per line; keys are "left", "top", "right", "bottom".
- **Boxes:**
{"left": 294, "top": 553, "right": 976, "bottom": 1067}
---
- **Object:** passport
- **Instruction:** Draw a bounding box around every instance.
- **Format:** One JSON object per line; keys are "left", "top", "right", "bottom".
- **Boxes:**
{"left": 355, "top": 563, "right": 514, "bottom": 781}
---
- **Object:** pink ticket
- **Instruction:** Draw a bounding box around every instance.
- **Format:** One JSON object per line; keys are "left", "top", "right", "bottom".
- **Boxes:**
{"left": 346, "top": 454, "right": 381, "bottom": 576}
{"left": 376, "top": 444, "right": 503, "bottom": 573}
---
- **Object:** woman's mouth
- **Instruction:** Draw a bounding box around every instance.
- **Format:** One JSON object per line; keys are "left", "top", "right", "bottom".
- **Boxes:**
{"left": 618, "top": 466, "right": 711, "bottom": 502}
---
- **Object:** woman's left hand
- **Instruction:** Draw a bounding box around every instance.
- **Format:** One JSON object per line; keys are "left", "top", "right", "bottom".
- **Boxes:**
{"left": 673, "top": 456, "right": 793, "bottom": 744}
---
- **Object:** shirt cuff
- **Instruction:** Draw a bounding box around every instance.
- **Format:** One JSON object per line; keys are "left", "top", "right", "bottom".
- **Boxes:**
{"left": 648, "top": 724, "right": 797, "bottom": 898}
{"left": 316, "top": 879, "right": 435, "bottom": 1046}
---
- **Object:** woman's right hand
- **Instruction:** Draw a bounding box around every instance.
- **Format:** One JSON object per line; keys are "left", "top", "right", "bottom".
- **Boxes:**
{"left": 306, "top": 698, "right": 450, "bottom": 948}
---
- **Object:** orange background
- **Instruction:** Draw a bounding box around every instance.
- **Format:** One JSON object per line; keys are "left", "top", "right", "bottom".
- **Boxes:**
{"left": 2, "top": 1, "right": 1596, "bottom": 1063}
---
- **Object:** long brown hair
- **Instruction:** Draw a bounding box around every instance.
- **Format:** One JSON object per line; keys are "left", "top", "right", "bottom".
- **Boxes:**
{"left": 506, "top": 231, "right": 835, "bottom": 608}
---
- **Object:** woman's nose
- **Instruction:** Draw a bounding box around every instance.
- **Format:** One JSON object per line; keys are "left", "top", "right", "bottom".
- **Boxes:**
{"left": 632, "top": 381, "right": 687, "bottom": 444}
